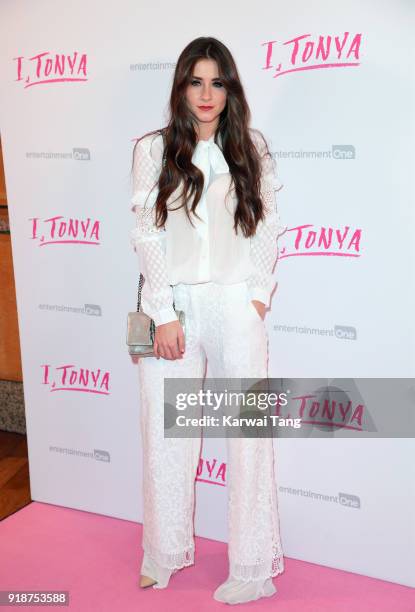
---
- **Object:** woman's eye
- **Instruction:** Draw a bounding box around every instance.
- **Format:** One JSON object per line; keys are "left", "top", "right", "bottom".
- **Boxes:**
{"left": 190, "top": 80, "right": 223, "bottom": 87}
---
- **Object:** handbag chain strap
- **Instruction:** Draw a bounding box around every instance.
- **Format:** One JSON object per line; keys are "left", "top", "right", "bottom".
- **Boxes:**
{"left": 137, "top": 273, "right": 176, "bottom": 344}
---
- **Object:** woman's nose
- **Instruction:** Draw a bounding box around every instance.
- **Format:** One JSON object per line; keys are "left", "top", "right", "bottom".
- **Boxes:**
{"left": 201, "top": 86, "right": 212, "bottom": 101}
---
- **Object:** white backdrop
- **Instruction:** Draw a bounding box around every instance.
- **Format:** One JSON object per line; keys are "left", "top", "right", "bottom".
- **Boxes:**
{"left": 0, "top": 0, "right": 414, "bottom": 588}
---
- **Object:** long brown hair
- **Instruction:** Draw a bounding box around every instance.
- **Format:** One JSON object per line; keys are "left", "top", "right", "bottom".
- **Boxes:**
{"left": 131, "top": 36, "right": 275, "bottom": 238}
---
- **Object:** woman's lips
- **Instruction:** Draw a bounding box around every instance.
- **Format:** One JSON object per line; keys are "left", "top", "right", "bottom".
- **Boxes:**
{"left": 198, "top": 106, "right": 213, "bottom": 111}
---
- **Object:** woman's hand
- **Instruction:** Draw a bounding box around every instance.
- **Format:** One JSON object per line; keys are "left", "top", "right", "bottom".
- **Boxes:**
{"left": 251, "top": 300, "right": 266, "bottom": 321}
{"left": 154, "top": 320, "right": 185, "bottom": 360}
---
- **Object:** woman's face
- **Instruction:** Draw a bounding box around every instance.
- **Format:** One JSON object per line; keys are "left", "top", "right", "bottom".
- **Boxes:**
{"left": 185, "top": 58, "right": 227, "bottom": 135}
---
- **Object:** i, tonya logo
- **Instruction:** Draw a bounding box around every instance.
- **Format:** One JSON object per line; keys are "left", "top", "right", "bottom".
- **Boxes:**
{"left": 278, "top": 392, "right": 367, "bottom": 432}
{"left": 196, "top": 456, "right": 227, "bottom": 487}
{"left": 41, "top": 364, "right": 110, "bottom": 395}
{"left": 14, "top": 52, "right": 88, "bottom": 89}
{"left": 279, "top": 225, "right": 361, "bottom": 259}
{"left": 262, "top": 32, "right": 362, "bottom": 78}
{"left": 30, "top": 216, "right": 100, "bottom": 246}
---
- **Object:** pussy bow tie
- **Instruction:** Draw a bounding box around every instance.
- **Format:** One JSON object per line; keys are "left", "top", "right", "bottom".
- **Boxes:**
{"left": 192, "top": 134, "right": 229, "bottom": 191}
{"left": 191, "top": 135, "right": 229, "bottom": 237}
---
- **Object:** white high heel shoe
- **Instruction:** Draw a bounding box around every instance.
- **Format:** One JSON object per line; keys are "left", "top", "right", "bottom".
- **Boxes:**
{"left": 213, "top": 575, "right": 277, "bottom": 604}
{"left": 139, "top": 551, "right": 177, "bottom": 589}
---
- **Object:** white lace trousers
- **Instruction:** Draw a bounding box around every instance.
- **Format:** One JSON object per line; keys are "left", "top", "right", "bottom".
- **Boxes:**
{"left": 137, "top": 279, "right": 285, "bottom": 582}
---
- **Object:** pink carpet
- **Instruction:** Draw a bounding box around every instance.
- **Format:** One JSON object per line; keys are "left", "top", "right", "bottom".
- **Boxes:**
{"left": 1, "top": 502, "right": 414, "bottom": 611}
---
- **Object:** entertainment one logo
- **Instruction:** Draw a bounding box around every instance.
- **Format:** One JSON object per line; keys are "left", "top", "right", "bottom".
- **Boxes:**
{"left": 29, "top": 216, "right": 100, "bottom": 246}
{"left": 274, "top": 323, "right": 357, "bottom": 341}
{"left": 38, "top": 302, "right": 102, "bottom": 316}
{"left": 280, "top": 486, "right": 361, "bottom": 509}
{"left": 41, "top": 364, "right": 110, "bottom": 395}
{"left": 49, "top": 445, "right": 111, "bottom": 462}
{"left": 25, "top": 147, "right": 91, "bottom": 161}
{"left": 279, "top": 224, "right": 362, "bottom": 259}
{"left": 262, "top": 31, "right": 362, "bottom": 78}
{"left": 14, "top": 52, "right": 88, "bottom": 88}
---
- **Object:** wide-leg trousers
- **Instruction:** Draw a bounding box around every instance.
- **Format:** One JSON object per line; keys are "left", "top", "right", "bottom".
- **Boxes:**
{"left": 137, "top": 279, "right": 285, "bottom": 581}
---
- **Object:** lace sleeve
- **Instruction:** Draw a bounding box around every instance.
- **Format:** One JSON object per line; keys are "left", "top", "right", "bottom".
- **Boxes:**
{"left": 129, "top": 134, "right": 178, "bottom": 326}
{"left": 245, "top": 130, "right": 287, "bottom": 308}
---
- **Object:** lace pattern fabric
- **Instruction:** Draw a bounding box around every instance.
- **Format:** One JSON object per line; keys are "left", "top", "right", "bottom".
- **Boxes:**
{"left": 245, "top": 131, "right": 287, "bottom": 306}
{"left": 137, "top": 280, "right": 285, "bottom": 581}
{"left": 129, "top": 134, "right": 177, "bottom": 326}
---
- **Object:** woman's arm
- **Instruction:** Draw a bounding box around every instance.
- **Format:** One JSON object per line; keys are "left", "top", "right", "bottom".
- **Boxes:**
{"left": 129, "top": 134, "right": 178, "bottom": 327}
{"left": 246, "top": 130, "right": 287, "bottom": 308}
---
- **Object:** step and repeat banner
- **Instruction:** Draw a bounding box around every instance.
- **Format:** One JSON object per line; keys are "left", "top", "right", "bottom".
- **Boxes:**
{"left": 1, "top": 0, "right": 414, "bottom": 588}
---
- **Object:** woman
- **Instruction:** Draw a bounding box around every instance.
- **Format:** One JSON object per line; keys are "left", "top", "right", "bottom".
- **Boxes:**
{"left": 130, "top": 36, "right": 286, "bottom": 605}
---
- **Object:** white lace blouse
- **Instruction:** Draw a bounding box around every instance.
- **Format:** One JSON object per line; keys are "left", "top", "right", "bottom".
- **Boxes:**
{"left": 129, "top": 128, "right": 286, "bottom": 327}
